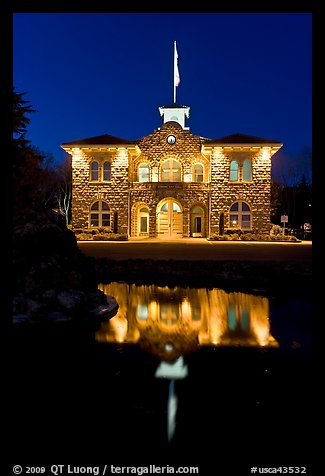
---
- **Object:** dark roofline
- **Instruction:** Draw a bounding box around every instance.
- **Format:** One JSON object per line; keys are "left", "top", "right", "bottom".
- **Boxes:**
{"left": 61, "top": 134, "right": 138, "bottom": 147}
{"left": 159, "top": 104, "right": 190, "bottom": 109}
{"left": 204, "top": 132, "right": 282, "bottom": 145}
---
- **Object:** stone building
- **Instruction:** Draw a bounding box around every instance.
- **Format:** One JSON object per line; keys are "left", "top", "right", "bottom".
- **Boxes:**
{"left": 61, "top": 104, "right": 282, "bottom": 239}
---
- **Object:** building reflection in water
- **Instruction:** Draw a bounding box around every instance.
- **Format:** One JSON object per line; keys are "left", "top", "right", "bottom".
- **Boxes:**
{"left": 95, "top": 282, "right": 279, "bottom": 361}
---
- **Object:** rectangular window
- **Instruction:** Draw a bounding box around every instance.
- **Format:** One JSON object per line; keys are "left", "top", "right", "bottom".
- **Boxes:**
{"left": 194, "top": 165, "right": 204, "bottom": 182}
{"left": 230, "top": 214, "right": 239, "bottom": 227}
{"left": 243, "top": 160, "right": 252, "bottom": 181}
{"left": 243, "top": 170, "right": 251, "bottom": 181}
{"left": 103, "top": 170, "right": 110, "bottom": 181}
{"left": 139, "top": 166, "right": 149, "bottom": 182}
{"left": 102, "top": 214, "right": 111, "bottom": 227}
{"left": 230, "top": 161, "right": 239, "bottom": 181}
{"left": 172, "top": 170, "right": 181, "bottom": 181}
{"left": 242, "top": 215, "right": 251, "bottom": 228}
{"left": 90, "top": 214, "right": 99, "bottom": 227}
{"left": 91, "top": 170, "right": 99, "bottom": 181}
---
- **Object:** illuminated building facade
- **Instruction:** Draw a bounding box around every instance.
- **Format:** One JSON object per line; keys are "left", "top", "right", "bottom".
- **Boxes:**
{"left": 95, "top": 282, "right": 279, "bottom": 361}
{"left": 61, "top": 104, "right": 282, "bottom": 238}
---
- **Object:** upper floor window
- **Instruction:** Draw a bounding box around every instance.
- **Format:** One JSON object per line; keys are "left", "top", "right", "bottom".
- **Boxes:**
{"left": 243, "top": 160, "right": 252, "bottom": 181}
{"left": 90, "top": 201, "right": 111, "bottom": 228}
{"left": 138, "top": 164, "right": 150, "bottom": 182}
{"left": 161, "top": 159, "right": 181, "bottom": 182}
{"left": 193, "top": 163, "right": 204, "bottom": 182}
{"left": 229, "top": 201, "right": 251, "bottom": 229}
{"left": 103, "top": 161, "right": 111, "bottom": 181}
{"left": 230, "top": 160, "right": 239, "bottom": 181}
{"left": 90, "top": 161, "right": 99, "bottom": 181}
{"left": 229, "top": 159, "right": 252, "bottom": 182}
{"left": 90, "top": 160, "right": 111, "bottom": 182}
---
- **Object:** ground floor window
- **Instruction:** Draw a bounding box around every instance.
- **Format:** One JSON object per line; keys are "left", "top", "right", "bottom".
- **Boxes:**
{"left": 229, "top": 201, "right": 251, "bottom": 229}
{"left": 90, "top": 201, "right": 111, "bottom": 228}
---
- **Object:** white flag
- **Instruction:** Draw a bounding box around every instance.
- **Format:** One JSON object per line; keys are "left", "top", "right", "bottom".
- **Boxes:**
{"left": 174, "top": 41, "right": 180, "bottom": 87}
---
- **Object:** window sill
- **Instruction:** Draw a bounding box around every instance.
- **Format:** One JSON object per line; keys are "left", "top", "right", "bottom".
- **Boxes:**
{"left": 89, "top": 180, "right": 112, "bottom": 184}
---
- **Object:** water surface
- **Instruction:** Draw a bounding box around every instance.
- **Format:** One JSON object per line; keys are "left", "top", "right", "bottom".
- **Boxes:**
{"left": 96, "top": 282, "right": 312, "bottom": 360}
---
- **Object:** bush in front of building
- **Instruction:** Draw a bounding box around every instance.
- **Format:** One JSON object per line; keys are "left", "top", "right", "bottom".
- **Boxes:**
{"left": 94, "top": 233, "right": 128, "bottom": 241}
{"left": 270, "top": 224, "right": 283, "bottom": 237}
{"left": 209, "top": 231, "right": 300, "bottom": 242}
{"left": 225, "top": 228, "right": 243, "bottom": 236}
{"left": 74, "top": 229, "right": 128, "bottom": 241}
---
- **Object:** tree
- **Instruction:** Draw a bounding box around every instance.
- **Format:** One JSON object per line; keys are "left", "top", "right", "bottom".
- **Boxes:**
{"left": 13, "top": 90, "right": 37, "bottom": 142}
{"left": 272, "top": 147, "right": 312, "bottom": 228}
{"left": 270, "top": 178, "right": 283, "bottom": 223}
{"left": 56, "top": 155, "right": 72, "bottom": 226}
{"left": 13, "top": 89, "right": 59, "bottom": 223}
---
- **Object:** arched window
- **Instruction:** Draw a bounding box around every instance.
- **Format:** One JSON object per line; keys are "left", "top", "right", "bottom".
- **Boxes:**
{"left": 138, "top": 164, "right": 149, "bottom": 182}
{"left": 243, "top": 160, "right": 252, "bottom": 181}
{"left": 193, "top": 163, "right": 204, "bottom": 182}
{"left": 90, "top": 201, "right": 111, "bottom": 228}
{"left": 229, "top": 201, "right": 251, "bottom": 229}
{"left": 230, "top": 160, "right": 239, "bottom": 181}
{"left": 90, "top": 161, "right": 99, "bottom": 181}
{"left": 103, "top": 161, "right": 111, "bottom": 181}
{"left": 161, "top": 159, "right": 181, "bottom": 182}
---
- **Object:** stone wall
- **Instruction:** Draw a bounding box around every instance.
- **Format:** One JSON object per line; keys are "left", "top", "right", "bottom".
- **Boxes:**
{"left": 209, "top": 147, "right": 272, "bottom": 234}
{"left": 70, "top": 122, "right": 275, "bottom": 238}
{"left": 71, "top": 148, "right": 130, "bottom": 234}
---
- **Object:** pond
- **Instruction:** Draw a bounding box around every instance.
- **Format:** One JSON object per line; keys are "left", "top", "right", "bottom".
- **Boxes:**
{"left": 92, "top": 282, "right": 313, "bottom": 470}
{"left": 9, "top": 281, "right": 312, "bottom": 472}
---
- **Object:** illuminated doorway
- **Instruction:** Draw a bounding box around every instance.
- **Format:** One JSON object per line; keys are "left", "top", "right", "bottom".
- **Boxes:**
{"left": 157, "top": 198, "right": 183, "bottom": 239}
{"left": 190, "top": 206, "right": 205, "bottom": 237}
{"left": 138, "top": 206, "right": 149, "bottom": 237}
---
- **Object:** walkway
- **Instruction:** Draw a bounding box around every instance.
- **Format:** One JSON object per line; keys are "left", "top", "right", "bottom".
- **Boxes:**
{"left": 78, "top": 239, "right": 312, "bottom": 262}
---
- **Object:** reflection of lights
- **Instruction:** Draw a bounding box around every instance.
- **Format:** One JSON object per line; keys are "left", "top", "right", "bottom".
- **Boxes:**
{"left": 232, "top": 220, "right": 237, "bottom": 226}
{"left": 109, "top": 315, "right": 128, "bottom": 343}
{"left": 95, "top": 283, "right": 279, "bottom": 354}
{"left": 149, "top": 301, "right": 158, "bottom": 319}
{"left": 211, "top": 337, "right": 221, "bottom": 345}
{"left": 181, "top": 299, "right": 191, "bottom": 319}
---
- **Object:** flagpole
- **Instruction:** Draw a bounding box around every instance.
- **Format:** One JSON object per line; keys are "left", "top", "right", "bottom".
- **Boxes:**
{"left": 173, "top": 41, "right": 177, "bottom": 103}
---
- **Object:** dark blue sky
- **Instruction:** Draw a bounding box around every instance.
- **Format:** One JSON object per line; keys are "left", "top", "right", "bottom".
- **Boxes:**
{"left": 13, "top": 13, "right": 312, "bottom": 179}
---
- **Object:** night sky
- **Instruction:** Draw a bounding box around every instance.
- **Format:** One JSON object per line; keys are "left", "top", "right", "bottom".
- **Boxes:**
{"left": 13, "top": 12, "right": 312, "bottom": 179}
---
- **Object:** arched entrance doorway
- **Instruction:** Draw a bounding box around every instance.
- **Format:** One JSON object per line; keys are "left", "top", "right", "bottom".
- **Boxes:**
{"left": 157, "top": 198, "right": 183, "bottom": 239}
{"left": 190, "top": 206, "right": 205, "bottom": 237}
{"left": 131, "top": 203, "right": 150, "bottom": 238}
{"left": 138, "top": 206, "right": 149, "bottom": 237}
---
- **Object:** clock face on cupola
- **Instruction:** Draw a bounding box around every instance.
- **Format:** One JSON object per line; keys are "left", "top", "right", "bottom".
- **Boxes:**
{"left": 167, "top": 135, "right": 176, "bottom": 145}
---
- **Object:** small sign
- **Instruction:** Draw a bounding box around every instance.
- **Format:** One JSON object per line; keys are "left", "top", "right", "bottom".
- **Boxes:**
{"left": 281, "top": 215, "right": 288, "bottom": 223}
